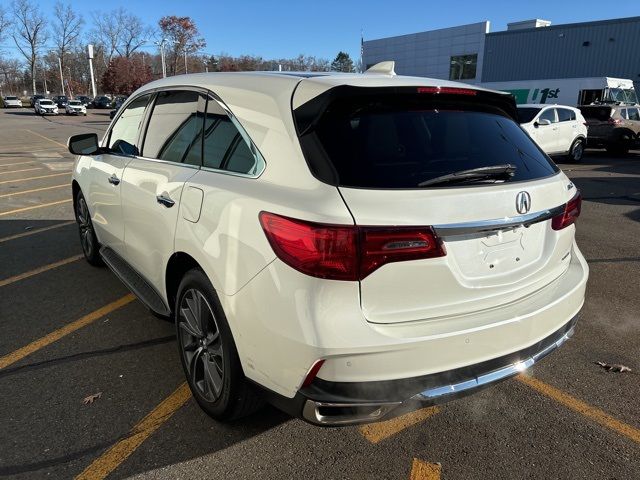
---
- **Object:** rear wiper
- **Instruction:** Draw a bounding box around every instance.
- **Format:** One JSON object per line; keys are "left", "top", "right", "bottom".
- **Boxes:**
{"left": 417, "top": 164, "right": 517, "bottom": 187}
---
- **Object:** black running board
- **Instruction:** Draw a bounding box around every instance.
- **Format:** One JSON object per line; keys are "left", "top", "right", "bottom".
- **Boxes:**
{"left": 99, "top": 246, "right": 171, "bottom": 317}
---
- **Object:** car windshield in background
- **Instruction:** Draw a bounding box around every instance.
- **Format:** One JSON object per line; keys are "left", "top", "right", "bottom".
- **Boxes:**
{"left": 40, "top": 100, "right": 54, "bottom": 105}
{"left": 69, "top": 101, "right": 82, "bottom": 105}
{"left": 516, "top": 107, "right": 541, "bottom": 123}
{"left": 606, "top": 88, "right": 638, "bottom": 104}
{"left": 6, "top": 96, "right": 18, "bottom": 100}
{"left": 298, "top": 92, "right": 558, "bottom": 189}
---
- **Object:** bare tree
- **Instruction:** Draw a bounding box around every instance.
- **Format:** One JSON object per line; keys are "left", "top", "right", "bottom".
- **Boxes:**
{"left": 12, "top": 0, "right": 49, "bottom": 95}
{"left": 114, "top": 10, "right": 151, "bottom": 58}
{"left": 52, "top": 2, "right": 83, "bottom": 77}
{"left": 91, "top": 11, "right": 122, "bottom": 68}
{"left": 91, "top": 8, "right": 151, "bottom": 68}
{"left": 0, "top": 5, "right": 9, "bottom": 44}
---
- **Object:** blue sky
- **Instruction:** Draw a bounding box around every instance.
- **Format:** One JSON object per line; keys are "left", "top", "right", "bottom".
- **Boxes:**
{"left": 2, "top": 0, "right": 639, "bottom": 61}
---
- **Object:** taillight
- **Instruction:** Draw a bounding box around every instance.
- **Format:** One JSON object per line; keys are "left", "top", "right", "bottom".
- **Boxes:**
{"left": 608, "top": 118, "right": 622, "bottom": 125}
{"left": 552, "top": 192, "right": 582, "bottom": 230}
{"left": 259, "top": 212, "right": 446, "bottom": 281}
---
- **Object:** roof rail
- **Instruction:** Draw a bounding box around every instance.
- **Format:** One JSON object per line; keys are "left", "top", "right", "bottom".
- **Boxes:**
{"left": 364, "top": 61, "right": 396, "bottom": 76}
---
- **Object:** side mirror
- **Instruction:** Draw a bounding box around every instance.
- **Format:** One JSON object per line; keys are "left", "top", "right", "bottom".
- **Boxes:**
{"left": 536, "top": 119, "right": 552, "bottom": 127}
{"left": 68, "top": 133, "right": 100, "bottom": 155}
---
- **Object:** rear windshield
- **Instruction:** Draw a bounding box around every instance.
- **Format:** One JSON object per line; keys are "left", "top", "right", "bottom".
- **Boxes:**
{"left": 295, "top": 88, "right": 558, "bottom": 189}
{"left": 516, "top": 107, "right": 541, "bottom": 123}
{"left": 579, "top": 106, "right": 613, "bottom": 121}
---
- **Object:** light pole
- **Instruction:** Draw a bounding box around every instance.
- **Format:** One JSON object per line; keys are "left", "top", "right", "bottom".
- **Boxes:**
{"left": 155, "top": 39, "right": 167, "bottom": 78}
{"left": 87, "top": 44, "right": 97, "bottom": 98}
{"left": 58, "top": 56, "right": 65, "bottom": 97}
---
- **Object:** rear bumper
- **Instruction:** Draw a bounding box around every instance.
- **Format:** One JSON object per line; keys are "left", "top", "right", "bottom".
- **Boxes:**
{"left": 296, "top": 313, "right": 577, "bottom": 426}
{"left": 229, "top": 242, "right": 587, "bottom": 425}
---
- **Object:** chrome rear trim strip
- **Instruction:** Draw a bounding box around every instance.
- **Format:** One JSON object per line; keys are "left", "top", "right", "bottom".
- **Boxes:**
{"left": 434, "top": 205, "right": 565, "bottom": 236}
{"left": 301, "top": 322, "right": 575, "bottom": 426}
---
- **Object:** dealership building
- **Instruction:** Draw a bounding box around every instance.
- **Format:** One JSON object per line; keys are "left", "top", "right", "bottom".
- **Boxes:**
{"left": 363, "top": 16, "right": 640, "bottom": 90}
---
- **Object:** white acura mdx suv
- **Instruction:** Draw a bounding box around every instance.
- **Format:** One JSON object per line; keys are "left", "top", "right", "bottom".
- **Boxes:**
{"left": 68, "top": 64, "right": 588, "bottom": 426}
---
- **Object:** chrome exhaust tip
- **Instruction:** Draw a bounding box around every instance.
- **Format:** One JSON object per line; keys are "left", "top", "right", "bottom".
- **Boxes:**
{"left": 302, "top": 399, "right": 401, "bottom": 426}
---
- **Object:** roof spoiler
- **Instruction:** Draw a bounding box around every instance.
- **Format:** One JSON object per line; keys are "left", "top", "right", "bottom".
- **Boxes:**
{"left": 364, "top": 61, "right": 396, "bottom": 76}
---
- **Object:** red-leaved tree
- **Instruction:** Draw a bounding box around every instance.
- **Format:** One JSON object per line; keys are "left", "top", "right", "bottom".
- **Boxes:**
{"left": 101, "top": 55, "right": 152, "bottom": 95}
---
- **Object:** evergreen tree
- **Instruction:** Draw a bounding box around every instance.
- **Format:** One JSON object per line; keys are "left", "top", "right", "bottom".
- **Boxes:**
{"left": 331, "top": 51, "right": 355, "bottom": 73}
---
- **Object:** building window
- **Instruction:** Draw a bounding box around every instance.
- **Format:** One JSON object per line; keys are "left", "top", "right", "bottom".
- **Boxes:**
{"left": 449, "top": 54, "right": 477, "bottom": 81}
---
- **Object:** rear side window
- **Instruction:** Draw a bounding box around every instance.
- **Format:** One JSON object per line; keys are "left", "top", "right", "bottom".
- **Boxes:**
{"left": 627, "top": 108, "right": 640, "bottom": 121}
{"left": 143, "top": 90, "right": 204, "bottom": 166}
{"left": 539, "top": 109, "right": 556, "bottom": 123}
{"left": 516, "top": 107, "right": 540, "bottom": 123}
{"left": 108, "top": 94, "right": 151, "bottom": 156}
{"left": 203, "top": 99, "right": 260, "bottom": 175}
{"left": 295, "top": 88, "right": 558, "bottom": 189}
{"left": 557, "top": 108, "right": 576, "bottom": 122}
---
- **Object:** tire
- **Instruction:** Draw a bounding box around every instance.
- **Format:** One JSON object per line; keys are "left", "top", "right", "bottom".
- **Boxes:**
{"left": 606, "top": 144, "right": 629, "bottom": 156}
{"left": 75, "top": 190, "right": 103, "bottom": 266}
{"left": 175, "top": 269, "right": 263, "bottom": 421}
{"left": 566, "top": 138, "right": 585, "bottom": 163}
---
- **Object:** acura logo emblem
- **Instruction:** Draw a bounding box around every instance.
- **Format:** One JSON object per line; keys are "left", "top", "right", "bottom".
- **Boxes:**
{"left": 516, "top": 191, "right": 531, "bottom": 214}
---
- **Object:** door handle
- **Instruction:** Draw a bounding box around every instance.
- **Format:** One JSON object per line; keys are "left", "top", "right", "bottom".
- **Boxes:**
{"left": 108, "top": 174, "right": 120, "bottom": 185}
{"left": 156, "top": 193, "right": 175, "bottom": 208}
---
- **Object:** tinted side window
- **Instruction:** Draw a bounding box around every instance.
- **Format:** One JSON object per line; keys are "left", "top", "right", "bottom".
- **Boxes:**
{"left": 557, "top": 108, "right": 575, "bottom": 122}
{"left": 203, "top": 99, "right": 258, "bottom": 174}
{"left": 108, "top": 94, "right": 151, "bottom": 155}
{"left": 627, "top": 108, "right": 640, "bottom": 121}
{"left": 143, "top": 90, "right": 204, "bottom": 165}
{"left": 539, "top": 109, "right": 556, "bottom": 123}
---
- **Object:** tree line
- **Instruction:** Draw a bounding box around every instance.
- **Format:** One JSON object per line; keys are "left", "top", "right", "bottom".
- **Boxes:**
{"left": 0, "top": 1, "right": 356, "bottom": 97}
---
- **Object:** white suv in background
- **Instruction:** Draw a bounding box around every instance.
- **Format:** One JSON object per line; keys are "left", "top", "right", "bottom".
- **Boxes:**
{"left": 517, "top": 104, "right": 587, "bottom": 162}
{"left": 3, "top": 96, "right": 22, "bottom": 108}
{"left": 34, "top": 98, "right": 59, "bottom": 115}
{"left": 68, "top": 68, "right": 588, "bottom": 426}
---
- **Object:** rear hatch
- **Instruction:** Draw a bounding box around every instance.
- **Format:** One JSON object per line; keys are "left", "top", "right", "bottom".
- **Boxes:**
{"left": 579, "top": 106, "right": 614, "bottom": 139}
{"left": 294, "top": 84, "right": 578, "bottom": 324}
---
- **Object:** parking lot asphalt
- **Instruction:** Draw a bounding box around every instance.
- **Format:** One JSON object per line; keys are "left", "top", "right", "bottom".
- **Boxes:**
{"left": 0, "top": 107, "right": 638, "bottom": 480}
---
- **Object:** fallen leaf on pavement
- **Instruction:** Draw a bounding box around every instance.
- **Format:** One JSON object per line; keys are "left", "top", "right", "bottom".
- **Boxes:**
{"left": 82, "top": 392, "right": 102, "bottom": 404}
{"left": 595, "top": 361, "right": 632, "bottom": 373}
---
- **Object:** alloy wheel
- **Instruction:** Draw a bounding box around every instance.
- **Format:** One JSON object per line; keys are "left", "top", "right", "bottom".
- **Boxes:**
{"left": 178, "top": 288, "right": 225, "bottom": 402}
{"left": 572, "top": 141, "right": 584, "bottom": 161}
{"left": 76, "top": 197, "right": 94, "bottom": 257}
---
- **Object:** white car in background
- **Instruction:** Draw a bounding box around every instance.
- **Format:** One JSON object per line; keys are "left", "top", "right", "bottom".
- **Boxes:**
{"left": 34, "top": 99, "right": 59, "bottom": 115}
{"left": 517, "top": 104, "right": 588, "bottom": 162}
{"left": 67, "top": 67, "right": 588, "bottom": 426}
{"left": 3, "top": 96, "right": 22, "bottom": 108}
{"left": 65, "top": 99, "right": 87, "bottom": 116}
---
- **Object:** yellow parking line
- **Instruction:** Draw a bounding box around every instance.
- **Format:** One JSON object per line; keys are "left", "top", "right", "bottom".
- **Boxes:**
{"left": 0, "top": 294, "right": 135, "bottom": 370}
{"left": 517, "top": 375, "right": 640, "bottom": 444}
{"left": 0, "top": 254, "right": 84, "bottom": 288}
{"left": 409, "top": 458, "right": 441, "bottom": 480}
{"left": 0, "top": 183, "right": 67, "bottom": 198}
{"left": 26, "top": 129, "right": 68, "bottom": 149}
{"left": 360, "top": 406, "right": 440, "bottom": 444}
{"left": 0, "top": 161, "right": 35, "bottom": 167}
{"left": 0, "top": 167, "right": 42, "bottom": 176}
{"left": 0, "top": 172, "right": 70, "bottom": 185}
{"left": 0, "top": 198, "right": 72, "bottom": 217}
{"left": 0, "top": 220, "right": 75, "bottom": 243}
{"left": 75, "top": 383, "right": 191, "bottom": 480}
